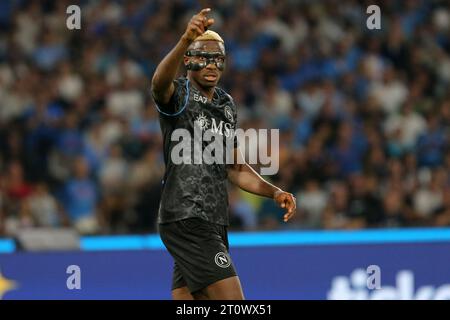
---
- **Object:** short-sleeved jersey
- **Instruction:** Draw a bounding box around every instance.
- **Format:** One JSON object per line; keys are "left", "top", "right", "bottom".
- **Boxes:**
{"left": 153, "top": 77, "right": 238, "bottom": 226}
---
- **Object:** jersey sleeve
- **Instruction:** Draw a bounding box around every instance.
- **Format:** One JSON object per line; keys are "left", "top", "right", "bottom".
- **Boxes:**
{"left": 152, "top": 77, "right": 190, "bottom": 116}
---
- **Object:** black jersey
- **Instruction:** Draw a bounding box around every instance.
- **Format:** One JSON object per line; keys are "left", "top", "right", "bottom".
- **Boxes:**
{"left": 153, "top": 77, "right": 238, "bottom": 226}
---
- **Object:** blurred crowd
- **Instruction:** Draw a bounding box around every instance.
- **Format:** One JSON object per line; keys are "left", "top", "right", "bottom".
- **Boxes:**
{"left": 0, "top": 0, "right": 449, "bottom": 236}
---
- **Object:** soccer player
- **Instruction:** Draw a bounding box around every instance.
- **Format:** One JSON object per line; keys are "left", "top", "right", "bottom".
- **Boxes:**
{"left": 151, "top": 8, "right": 296, "bottom": 300}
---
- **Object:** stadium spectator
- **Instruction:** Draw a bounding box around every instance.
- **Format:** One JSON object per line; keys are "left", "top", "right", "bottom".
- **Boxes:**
{"left": 60, "top": 156, "right": 100, "bottom": 234}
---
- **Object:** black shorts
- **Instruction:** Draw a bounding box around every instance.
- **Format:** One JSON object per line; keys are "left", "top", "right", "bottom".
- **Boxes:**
{"left": 158, "top": 218, "right": 237, "bottom": 294}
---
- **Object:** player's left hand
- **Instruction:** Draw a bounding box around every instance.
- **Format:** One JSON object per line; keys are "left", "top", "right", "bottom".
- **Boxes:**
{"left": 274, "top": 190, "right": 296, "bottom": 222}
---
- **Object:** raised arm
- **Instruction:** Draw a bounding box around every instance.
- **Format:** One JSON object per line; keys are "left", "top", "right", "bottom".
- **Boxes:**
{"left": 151, "top": 8, "right": 214, "bottom": 105}
{"left": 227, "top": 148, "right": 296, "bottom": 222}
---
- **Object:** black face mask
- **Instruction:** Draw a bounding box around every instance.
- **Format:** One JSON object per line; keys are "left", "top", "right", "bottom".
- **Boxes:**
{"left": 185, "top": 50, "right": 226, "bottom": 71}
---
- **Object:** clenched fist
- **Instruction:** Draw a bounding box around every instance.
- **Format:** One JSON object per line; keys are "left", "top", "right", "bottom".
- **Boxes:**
{"left": 182, "top": 8, "right": 215, "bottom": 42}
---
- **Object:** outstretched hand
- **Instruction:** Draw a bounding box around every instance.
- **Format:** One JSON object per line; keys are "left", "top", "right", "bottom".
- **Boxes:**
{"left": 183, "top": 8, "right": 215, "bottom": 42}
{"left": 274, "top": 190, "right": 296, "bottom": 222}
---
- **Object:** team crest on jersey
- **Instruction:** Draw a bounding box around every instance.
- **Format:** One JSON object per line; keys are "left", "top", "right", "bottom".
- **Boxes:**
{"left": 195, "top": 112, "right": 210, "bottom": 131}
{"left": 224, "top": 105, "right": 234, "bottom": 123}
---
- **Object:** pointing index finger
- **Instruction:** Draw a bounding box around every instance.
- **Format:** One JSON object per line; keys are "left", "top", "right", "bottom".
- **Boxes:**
{"left": 198, "top": 8, "right": 211, "bottom": 16}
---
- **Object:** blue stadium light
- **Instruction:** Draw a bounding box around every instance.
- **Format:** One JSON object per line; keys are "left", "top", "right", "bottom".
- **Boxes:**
{"left": 0, "top": 239, "right": 15, "bottom": 254}
{"left": 2, "top": 228, "right": 450, "bottom": 253}
{"left": 80, "top": 228, "right": 450, "bottom": 251}
{"left": 228, "top": 228, "right": 450, "bottom": 247}
{"left": 81, "top": 235, "right": 148, "bottom": 251}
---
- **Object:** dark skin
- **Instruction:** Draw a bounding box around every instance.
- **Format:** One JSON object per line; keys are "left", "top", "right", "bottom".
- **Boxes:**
{"left": 151, "top": 8, "right": 216, "bottom": 105}
{"left": 151, "top": 8, "right": 296, "bottom": 300}
{"left": 183, "top": 40, "right": 225, "bottom": 99}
